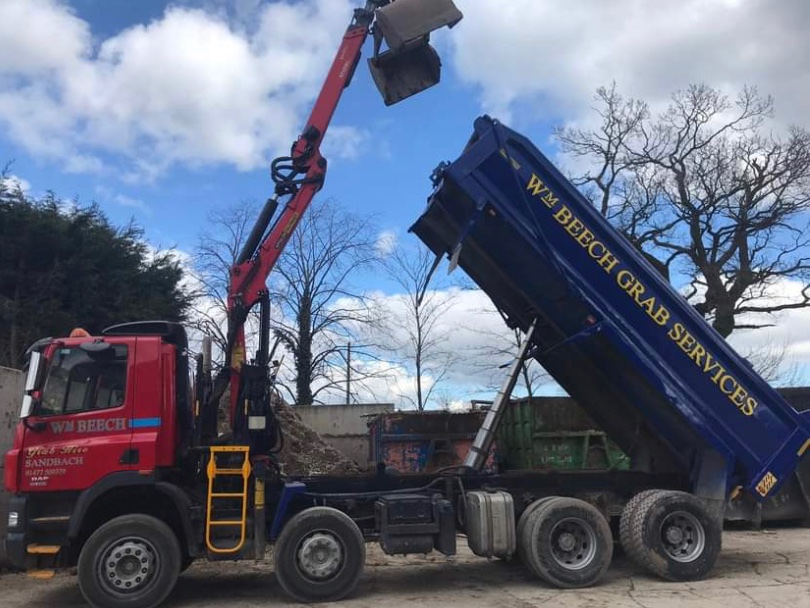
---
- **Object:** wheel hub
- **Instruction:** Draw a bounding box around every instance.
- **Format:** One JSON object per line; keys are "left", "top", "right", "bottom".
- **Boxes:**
{"left": 298, "top": 533, "right": 343, "bottom": 581}
{"left": 549, "top": 518, "right": 598, "bottom": 571}
{"left": 665, "top": 525, "right": 684, "bottom": 545}
{"left": 101, "top": 539, "right": 156, "bottom": 593}
{"left": 558, "top": 532, "right": 577, "bottom": 552}
{"left": 660, "top": 510, "right": 706, "bottom": 563}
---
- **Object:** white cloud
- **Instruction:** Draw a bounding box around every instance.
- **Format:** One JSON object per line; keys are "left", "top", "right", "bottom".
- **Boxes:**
{"left": 726, "top": 277, "right": 810, "bottom": 385}
{"left": 321, "top": 126, "right": 371, "bottom": 162}
{"left": 375, "top": 230, "right": 397, "bottom": 256}
{"left": 451, "top": 0, "right": 810, "bottom": 128}
{"left": 342, "top": 279, "right": 810, "bottom": 409}
{"left": 113, "top": 194, "right": 150, "bottom": 214}
{"left": 0, "top": 0, "right": 89, "bottom": 75}
{"left": 334, "top": 287, "right": 553, "bottom": 408}
{"left": 0, "top": 0, "right": 363, "bottom": 179}
{"left": 95, "top": 185, "right": 150, "bottom": 214}
{"left": 193, "top": 277, "right": 810, "bottom": 408}
{"left": 1, "top": 173, "right": 30, "bottom": 193}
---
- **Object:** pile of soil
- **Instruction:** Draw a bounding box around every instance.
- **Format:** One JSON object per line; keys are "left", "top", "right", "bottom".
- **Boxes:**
{"left": 215, "top": 388, "right": 361, "bottom": 477}
{"left": 272, "top": 400, "right": 361, "bottom": 477}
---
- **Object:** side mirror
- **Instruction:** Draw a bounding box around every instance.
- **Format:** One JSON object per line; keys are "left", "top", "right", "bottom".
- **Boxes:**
{"left": 20, "top": 351, "right": 46, "bottom": 419}
{"left": 24, "top": 351, "right": 45, "bottom": 393}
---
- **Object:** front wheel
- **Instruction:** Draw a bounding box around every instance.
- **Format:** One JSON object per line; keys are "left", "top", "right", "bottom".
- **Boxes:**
{"left": 77, "top": 514, "right": 181, "bottom": 608}
{"left": 515, "top": 497, "right": 556, "bottom": 563}
{"left": 274, "top": 506, "right": 365, "bottom": 603}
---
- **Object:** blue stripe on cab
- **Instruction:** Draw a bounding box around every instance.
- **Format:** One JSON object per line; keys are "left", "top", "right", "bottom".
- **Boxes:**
{"left": 130, "top": 418, "right": 162, "bottom": 429}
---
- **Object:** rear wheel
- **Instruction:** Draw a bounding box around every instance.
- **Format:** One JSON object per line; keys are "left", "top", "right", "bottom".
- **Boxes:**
{"left": 624, "top": 490, "right": 721, "bottom": 581}
{"left": 274, "top": 507, "right": 365, "bottom": 603}
{"left": 77, "top": 514, "right": 181, "bottom": 608}
{"left": 520, "top": 497, "right": 613, "bottom": 588}
{"left": 618, "top": 489, "right": 665, "bottom": 553}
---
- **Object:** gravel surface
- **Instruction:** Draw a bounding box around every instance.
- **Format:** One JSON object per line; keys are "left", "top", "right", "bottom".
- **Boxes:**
{"left": 2, "top": 528, "right": 810, "bottom": 607}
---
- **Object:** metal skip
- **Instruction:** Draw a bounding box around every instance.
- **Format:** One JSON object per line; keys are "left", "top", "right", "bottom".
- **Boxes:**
{"left": 368, "top": 0, "right": 464, "bottom": 105}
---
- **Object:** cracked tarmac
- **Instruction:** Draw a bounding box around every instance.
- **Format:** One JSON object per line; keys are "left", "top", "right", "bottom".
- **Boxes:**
{"left": 2, "top": 528, "right": 809, "bottom": 607}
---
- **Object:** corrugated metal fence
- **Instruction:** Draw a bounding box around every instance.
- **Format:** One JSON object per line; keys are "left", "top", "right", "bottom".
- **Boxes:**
{"left": 0, "top": 367, "right": 23, "bottom": 566}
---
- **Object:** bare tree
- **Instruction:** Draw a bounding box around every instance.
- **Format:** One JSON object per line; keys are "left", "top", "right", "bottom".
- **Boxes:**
{"left": 270, "top": 199, "right": 383, "bottom": 405}
{"left": 557, "top": 84, "right": 810, "bottom": 337}
{"left": 192, "top": 201, "right": 260, "bottom": 361}
{"left": 738, "top": 340, "right": 799, "bottom": 386}
{"left": 469, "top": 313, "right": 549, "bottom": 398}
{"left": 192, "top": 199, "right": 383, "bottom": 405}
{"left": 380, "top": 245, "right": 457, "bottom": 411}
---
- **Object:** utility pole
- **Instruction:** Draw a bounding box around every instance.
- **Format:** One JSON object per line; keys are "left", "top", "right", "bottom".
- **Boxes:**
{"left": 346, "top": 342, "right": 352, "bottom": 405}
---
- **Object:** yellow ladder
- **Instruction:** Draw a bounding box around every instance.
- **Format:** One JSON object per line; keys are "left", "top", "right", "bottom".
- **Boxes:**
{"left": 205, "top": 446, "right": 251, "bottom": 555}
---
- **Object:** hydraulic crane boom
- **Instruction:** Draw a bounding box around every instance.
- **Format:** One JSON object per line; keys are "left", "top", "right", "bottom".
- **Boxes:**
{"left": 223, "top": 7, "right": 373, "bottom": 427}
{"left": 199, "top": 0, "right": 463, "bottom": 447}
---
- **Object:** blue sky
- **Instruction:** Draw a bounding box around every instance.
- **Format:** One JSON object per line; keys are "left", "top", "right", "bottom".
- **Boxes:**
{"left": 3, "top": 0, "right": 810, "bottom": 406}
{"left": 0, "top": 0, "right": 555, "bottom": 259}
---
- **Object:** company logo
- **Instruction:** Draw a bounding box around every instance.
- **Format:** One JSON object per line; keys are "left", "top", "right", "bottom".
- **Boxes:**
{"left": 49, "top": 418, "right": 127, "bottom": 434}
{"left": 523, "top": 171, "right": 759, "bottom": 417}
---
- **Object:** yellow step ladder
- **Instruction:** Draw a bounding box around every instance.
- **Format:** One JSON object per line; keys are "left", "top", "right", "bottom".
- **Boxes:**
{"left": 206, "top": 446, "right": 251, "bottom": 555}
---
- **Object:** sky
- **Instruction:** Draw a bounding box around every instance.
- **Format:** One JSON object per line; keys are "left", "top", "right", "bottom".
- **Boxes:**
{"left": 2, "top": 0, "right": 810, "bottom": 408}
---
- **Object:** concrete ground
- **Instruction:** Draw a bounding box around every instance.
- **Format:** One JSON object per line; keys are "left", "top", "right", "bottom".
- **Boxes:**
{"left": 1, "top": 528, "right": 809, "bottom": 607}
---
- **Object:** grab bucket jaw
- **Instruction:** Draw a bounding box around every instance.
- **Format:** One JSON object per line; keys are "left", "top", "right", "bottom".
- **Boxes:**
{"left": 368, "top": 0, "right": 463, "bottom": 106}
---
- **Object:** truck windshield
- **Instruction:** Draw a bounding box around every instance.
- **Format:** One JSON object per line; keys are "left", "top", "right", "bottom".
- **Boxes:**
{"left": 38, "top": 345, "right": 128, "bottom": 416}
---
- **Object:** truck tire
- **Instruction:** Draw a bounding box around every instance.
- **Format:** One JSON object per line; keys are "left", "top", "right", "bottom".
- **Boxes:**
{"left": 520, "top": 496, "right": 613, "bottom": 588}
{"left": 515, "top": 497, "right": 556, "bottom": 563}
{"left": 274, "top": 507, "right": 365, "bottom": 603}
{"left": 618, "top": 489, "right": 666, "bottom": 553}
{"left": 77, "top": 514, "right": 181, "bottom": 608}
{"left": 624, "top": 490, "right": 721, "bottom": 581}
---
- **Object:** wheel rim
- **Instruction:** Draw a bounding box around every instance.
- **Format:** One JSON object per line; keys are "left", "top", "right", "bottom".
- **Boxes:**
{"left": 660, "top": 510, "right": 706, "bottom": 563}
{"left": 296, "top": 531, "right": 344, "bottom": 582}
{"left": 548, "top": 517, "right": 598, "bottom": 571}
{"left": 99, "top": 537, "right": 159, "bottom": 595}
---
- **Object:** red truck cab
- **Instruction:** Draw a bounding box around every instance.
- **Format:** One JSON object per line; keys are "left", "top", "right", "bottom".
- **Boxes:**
{"left": 3, "top": 321, "right": 193, "bottom": 571}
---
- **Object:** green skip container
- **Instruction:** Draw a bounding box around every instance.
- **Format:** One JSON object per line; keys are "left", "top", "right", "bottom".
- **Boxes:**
{"left": 496, "top": 397, "right": 630, "bottom": 471}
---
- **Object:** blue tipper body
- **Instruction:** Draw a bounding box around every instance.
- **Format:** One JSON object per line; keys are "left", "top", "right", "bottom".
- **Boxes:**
{"left": 410, "top": 115, "right": 810, "bottom": 502}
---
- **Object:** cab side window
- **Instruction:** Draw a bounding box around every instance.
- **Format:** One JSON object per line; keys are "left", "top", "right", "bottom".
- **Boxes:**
{"left": 40, "top": 345, "right": 128, "bottom": 415}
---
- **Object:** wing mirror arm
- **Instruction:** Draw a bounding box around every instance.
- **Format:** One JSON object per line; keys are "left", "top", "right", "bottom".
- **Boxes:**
{"left": 23, "top": 417, "right": 47, "bottom": 433}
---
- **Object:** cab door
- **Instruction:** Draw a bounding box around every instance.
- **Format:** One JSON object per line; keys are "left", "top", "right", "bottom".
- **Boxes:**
{"left": 20, "top": 340, "right": 135, "bottom": 492}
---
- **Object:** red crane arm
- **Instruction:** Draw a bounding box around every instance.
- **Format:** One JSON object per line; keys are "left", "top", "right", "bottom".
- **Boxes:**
{"left": 225, "top": 9, "right": 374, "bottom": 419}
{"left": 229, "top": 23, "right": 369, "bottom": 311}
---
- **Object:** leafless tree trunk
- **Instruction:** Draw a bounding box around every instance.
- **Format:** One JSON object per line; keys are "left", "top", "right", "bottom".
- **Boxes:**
{"left": 557, "top": 83, "right": 810, "bottom": 337}
{"left": 192, "top": 199, "right": 385, "bottom": 406}
{"left": 737, "top": 340, "right": 799, "bottom": 386}
{"left": 380, "top": 245, "right": 457, "bottom": 411}
{"left": 469, "top": 313, "right": 549, "bottom": 398}
{"left": 191, "top": 201, "right": 261, "bottom": 364}
{"left": 270, "top": 199, "right": 384, "bottom": 405}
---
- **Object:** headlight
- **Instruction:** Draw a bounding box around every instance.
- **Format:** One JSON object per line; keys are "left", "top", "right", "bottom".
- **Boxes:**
{"left": 8, "top": 511, "right": 19, "bottom": 529}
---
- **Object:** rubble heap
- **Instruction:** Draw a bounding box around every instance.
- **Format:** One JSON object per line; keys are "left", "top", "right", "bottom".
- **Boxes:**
{"left": 272, "top": 400, "right": 361, "bottom": 477}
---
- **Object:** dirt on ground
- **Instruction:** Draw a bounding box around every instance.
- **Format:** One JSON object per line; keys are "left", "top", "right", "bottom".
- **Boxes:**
{"left": 3, "top": 528, "right": 810, "bottom": 608}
